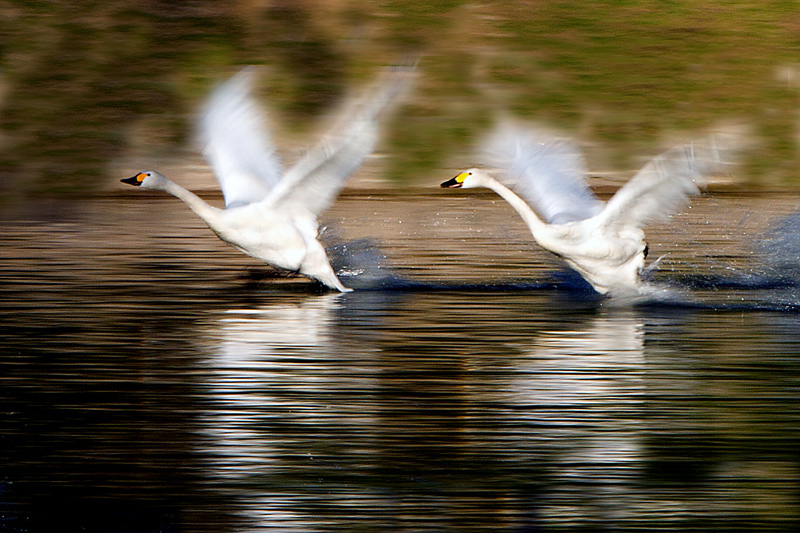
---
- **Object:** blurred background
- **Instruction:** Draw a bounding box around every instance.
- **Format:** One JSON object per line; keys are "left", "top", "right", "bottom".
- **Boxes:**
{"left": 1, "top": 0, "right": 800, "bottom": 201}
{"left": 5, "top": 5, "right": 800, "bottom": 530}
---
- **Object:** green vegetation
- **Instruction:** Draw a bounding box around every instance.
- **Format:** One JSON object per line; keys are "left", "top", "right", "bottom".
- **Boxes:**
{"left": 2, "top": 0, "right": 800, "bottom": 197}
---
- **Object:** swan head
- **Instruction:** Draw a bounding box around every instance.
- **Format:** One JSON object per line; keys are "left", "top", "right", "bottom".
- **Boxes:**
{"left": 440, "top": 168, "right": 491, "bottom": 189}
{"left": 121, "top": 171, "right": 166, "bottom": 190}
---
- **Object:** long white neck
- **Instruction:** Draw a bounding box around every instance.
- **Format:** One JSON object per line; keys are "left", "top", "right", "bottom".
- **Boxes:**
{"left": 156, "top": 177, "right": 222, "bottom": 225}
{"left": 481, "top": 177, "right": 549, "bottom": 235}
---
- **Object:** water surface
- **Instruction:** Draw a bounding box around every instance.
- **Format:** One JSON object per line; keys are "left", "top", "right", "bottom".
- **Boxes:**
{"left": 2, "top": 190, "right": 800, "bottom": 531}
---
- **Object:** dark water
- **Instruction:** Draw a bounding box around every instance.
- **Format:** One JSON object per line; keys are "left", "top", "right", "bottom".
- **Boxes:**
{"left": 2, "top": 190, "right": 800, "bottom": 532}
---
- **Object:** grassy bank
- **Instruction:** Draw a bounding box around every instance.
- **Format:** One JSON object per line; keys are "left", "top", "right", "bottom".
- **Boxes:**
{"left": 1, "top": 0, "right": 799, "bottom": 197}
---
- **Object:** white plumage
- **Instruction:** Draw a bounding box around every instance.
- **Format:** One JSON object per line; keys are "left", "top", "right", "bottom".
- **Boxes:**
{"left": 442, "top": 123, "right": 725, "bottom": 297}
{"left": 123, "top": 65, "right": 414, "bottom": 292}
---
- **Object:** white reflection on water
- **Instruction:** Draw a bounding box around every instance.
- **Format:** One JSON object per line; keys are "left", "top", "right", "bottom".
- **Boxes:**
{"left": 194, "top": 294, "right": 650, "bottom": 529}
{"left": 196, "top": 295, "right": 345, "bottom": 529}
{"left": 502, "top": 312, "right": 645, "bottom": 523}
{"left": 198, "top": 294, "right": 344, "bottom": 480}
{"left": 5, "top": 194, "right": 800, "bottom": 530}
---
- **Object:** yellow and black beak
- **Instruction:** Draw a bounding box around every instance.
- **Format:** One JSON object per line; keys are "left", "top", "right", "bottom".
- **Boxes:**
{"left": 121, "top": 173, "right": 147, "bottom": 187}
{"left": 441, "top": 171, "right": 468, "bottom": 188}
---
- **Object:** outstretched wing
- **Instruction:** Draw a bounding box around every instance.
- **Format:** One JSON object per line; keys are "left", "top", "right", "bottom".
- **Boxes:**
{"left": 265, "top": 64, "right": 416, "bottom": 217}
{"left": 596, "top": 139, "right": 723, "bottom": 231}
{"left": 199, "top": 67, "right": 284, "bottom": 208}
{"left": 482, "top": 122, "right": 604, "bottom": 224}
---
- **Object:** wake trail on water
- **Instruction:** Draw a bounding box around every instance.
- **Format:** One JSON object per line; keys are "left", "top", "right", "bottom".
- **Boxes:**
{"left": 636, "top": 209, "right": 800, "bottom": 312}
{"left": 327, "top": 211, "right": 800, "bottom": 312}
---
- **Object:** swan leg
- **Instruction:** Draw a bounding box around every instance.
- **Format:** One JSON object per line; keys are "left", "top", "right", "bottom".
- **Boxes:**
{"left": 300, "top": 235, "right": 352, "bottom": 292}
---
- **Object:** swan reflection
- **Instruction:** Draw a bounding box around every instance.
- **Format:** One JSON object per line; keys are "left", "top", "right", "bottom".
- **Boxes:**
{"left": 198, "top": 294, "right": 346, "bottom": 481}
{"left": 195, "top": 294, "right": 650, "bottom": 530}
{"left": 499, "top": 311, "right": 645, "bottom": 523}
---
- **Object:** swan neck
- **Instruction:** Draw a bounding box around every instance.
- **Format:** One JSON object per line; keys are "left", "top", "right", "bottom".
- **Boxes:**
{"left": 160, "top": 178, "right": 219, "bottom": 222}
{"left": 484, "top": 178, "right": 546, "bottom": 232}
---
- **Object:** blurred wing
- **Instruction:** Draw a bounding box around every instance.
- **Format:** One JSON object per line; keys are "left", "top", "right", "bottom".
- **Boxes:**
{"left": 483, "top": 123, "right": 604, "bottom": 224}
{"left": 597, "top": 140, "right": 722, "bottom": 230}
{"left": 200, "top": 67, "right": 283, "bottom": 208}
{"left": 266, "top": 64, "right": 416, "bottom": 217}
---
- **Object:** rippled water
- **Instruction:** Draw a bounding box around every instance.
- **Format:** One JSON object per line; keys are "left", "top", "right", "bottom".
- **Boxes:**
{"left": 2, "top": 190, "right": 800, "bottom": 531}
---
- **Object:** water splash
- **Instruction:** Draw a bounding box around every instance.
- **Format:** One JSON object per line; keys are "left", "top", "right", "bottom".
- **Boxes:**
{"left": 759, "top": 209, "right": 800, "bottom": 280}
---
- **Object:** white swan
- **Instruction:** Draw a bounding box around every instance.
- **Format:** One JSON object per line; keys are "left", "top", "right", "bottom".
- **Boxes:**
{"left": 441, "top": 125, "right": 723, "bottom": 297}
{"left": 122, "top": 65, "right": 414, "bottom": 292}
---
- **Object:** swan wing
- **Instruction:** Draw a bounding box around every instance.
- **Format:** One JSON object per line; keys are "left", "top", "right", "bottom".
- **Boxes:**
{"left": 265, "top": 65, "right": 416, "bottom": 217}
{"left": 597, "top": 141, "right": 721, "bottom": 230}
{"left": 199, "top": 67, "right": 284, "bottom": 208}
{"left": 483, "top": 123, "right": 604, "bottom": 224}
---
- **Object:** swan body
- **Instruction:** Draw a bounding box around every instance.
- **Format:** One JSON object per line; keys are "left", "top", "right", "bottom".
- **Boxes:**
{"left": 442, "top": 126, "right": 722, "bottom": 297}
{"left": 123, "top": 65, "right": 414, "bottom": 292}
